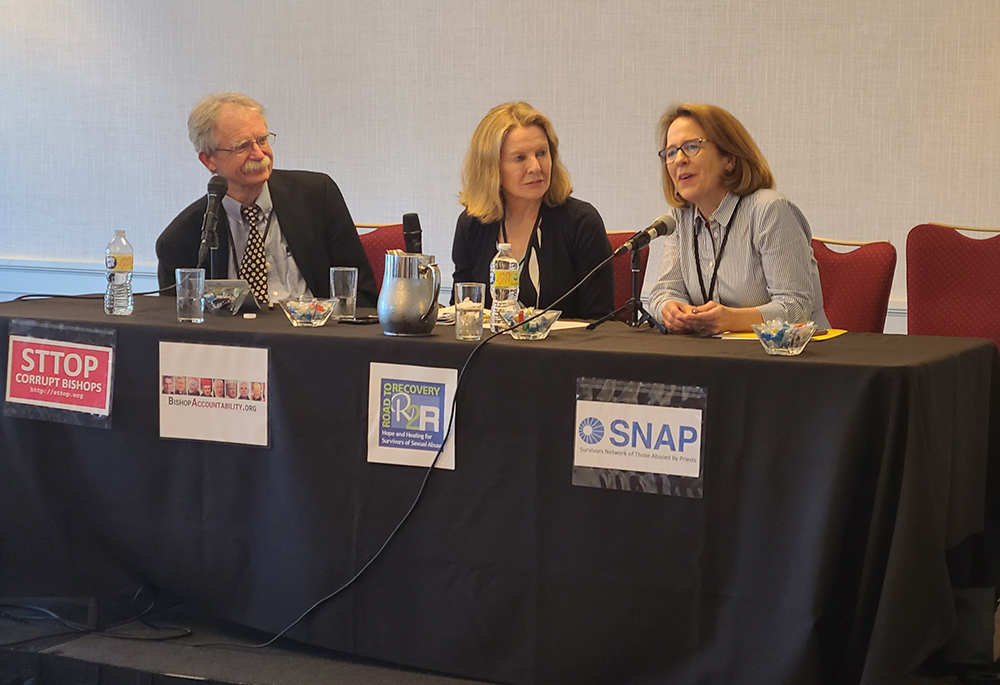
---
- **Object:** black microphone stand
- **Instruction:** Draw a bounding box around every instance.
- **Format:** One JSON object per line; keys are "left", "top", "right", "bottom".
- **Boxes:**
{"left": 197, "top": 207, "right": 220, "bottom": 279}
{"left": 587, "top": 248, "right": 656, "bottom": 330}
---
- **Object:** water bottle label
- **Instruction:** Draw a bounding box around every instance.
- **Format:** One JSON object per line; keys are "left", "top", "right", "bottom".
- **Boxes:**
{"left": 490, "top": 269, "right": 519, "bottom": 288}
{"left": 106, "top": 255, "right": 133, "bottom": 271}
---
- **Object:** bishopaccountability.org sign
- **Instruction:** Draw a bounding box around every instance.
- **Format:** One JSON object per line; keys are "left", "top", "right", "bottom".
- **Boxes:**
{"left": 573, "top": 377, "right": 706, "bottom": 498}
{"left": 367, "top": 362, "right": 456, "bottom": 469}
{"left": 159, "top": 341, "right": 269, "bottom": 446}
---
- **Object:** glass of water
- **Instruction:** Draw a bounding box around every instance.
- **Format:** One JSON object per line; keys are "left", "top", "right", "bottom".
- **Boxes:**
{"left": 175, "top": 268, "right": 205, "bottom": 323}
{"left": 329, "top": 267, "right": 358, "bottom": 320}
{"left": 454, "top": 282, "right": 485, "bottom": 341}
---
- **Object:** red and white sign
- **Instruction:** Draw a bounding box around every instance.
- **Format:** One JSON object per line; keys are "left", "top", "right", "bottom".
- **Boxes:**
{"left": 5, "top": 335, "right": 113, "bottom": 416}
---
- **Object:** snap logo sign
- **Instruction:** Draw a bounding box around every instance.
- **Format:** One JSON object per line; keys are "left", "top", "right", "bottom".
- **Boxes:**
{"left": 574, "top": 400, "right": 703, "bottom": 479}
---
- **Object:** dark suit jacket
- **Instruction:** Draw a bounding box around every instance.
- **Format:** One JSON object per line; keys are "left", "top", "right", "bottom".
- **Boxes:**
{"left": 156, "top": 169, "right": 378, "bottom": 308}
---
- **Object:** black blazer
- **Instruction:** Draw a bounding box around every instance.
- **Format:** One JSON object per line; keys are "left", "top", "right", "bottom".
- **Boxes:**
{"left": 451, "top": 197, "right": 613, "bottom": 319}
{"left": 155, "top": 169, "right": 378, "bottom": 307}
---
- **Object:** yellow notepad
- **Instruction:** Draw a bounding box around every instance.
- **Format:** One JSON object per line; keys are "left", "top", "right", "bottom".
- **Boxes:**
{"left": 720, "top": 329, "right": 848, "bottom": 341}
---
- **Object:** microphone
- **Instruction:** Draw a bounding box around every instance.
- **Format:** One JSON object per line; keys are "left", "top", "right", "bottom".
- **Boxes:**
{"left": 198, "top": 175, "right": 229, "bottom": 272}
{"left": 613, "top": 215, "right": 676, "bottom": 256}
{"left": 402, "top": 213, "right": 422, "bottom": 254}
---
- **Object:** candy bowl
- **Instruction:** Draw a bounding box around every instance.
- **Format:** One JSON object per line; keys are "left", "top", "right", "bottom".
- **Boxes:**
{"left": 204, "top": 279, "right": 251, "bottom": 315}
{"left": 751, "top": 320, "right": 816, "bottom": 356}
{"left": 279, "top": 297, "right": 335, "bottom": 327}
{"left": 502, "top": 307, "right": 562, "bottom": 340}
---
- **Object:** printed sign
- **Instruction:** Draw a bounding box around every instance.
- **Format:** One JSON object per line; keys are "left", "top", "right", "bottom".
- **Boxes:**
{"left": 367, "top": 362, "right": 456, "bottom": 469}
{"left": 159, "top": 341, "right": 269, "bottom": 446}
{"left": 575, "top": 400, "right": 702, "bottom": 477}
{"left": 573, "top": 377, "right": 706, "bottom": 498}
{"left": 6, "top": 335, "right": 113, "bottom": 416}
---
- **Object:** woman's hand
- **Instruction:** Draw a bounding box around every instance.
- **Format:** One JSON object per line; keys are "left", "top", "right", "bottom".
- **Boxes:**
{"left": 670, "top": 301, "right": 764, "bottom": 335}
{"left": 660, "top": 301, "right": 698, "bottom": 333}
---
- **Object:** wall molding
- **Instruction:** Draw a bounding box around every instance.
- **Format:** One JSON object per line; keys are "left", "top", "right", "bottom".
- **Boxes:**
{"left": 0, "top": 258, "right": 160, "bottom": 302}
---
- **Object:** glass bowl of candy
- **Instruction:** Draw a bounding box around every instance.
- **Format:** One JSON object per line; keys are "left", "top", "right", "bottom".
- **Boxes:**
{"left": 751, "top": 320, "right": 817, "bottom": 356}
{"left": 279, "top": 297, "right": 335, "bottom": 327}
{"left": 502, "top": 307, "right": 562, "bottom": 340}
{"left": 204, "top": 279, "right": 251, "bottom": 315}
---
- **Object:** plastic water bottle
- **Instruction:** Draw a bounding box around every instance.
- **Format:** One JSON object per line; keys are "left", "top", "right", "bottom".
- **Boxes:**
{"left": 104, "top": 230, "right": 134, "bottom": 316}
{"left": 489, "top": 242, "right": 519, "bottom": 332}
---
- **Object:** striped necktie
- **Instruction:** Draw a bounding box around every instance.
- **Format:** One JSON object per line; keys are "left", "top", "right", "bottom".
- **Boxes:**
{"left": 239, "top": 204, "right": 268, "bottom": 306}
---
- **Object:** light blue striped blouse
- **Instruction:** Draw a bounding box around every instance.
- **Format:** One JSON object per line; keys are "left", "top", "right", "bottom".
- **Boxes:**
{"left": 648, "top": 189, "right": 830, "bottom": 328}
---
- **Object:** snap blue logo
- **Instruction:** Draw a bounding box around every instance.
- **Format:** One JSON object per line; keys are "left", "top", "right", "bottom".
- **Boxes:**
{"left": 608, "top": 419, "right": 698, "bottom": 452}
{"left": 578, "top": 417, "right": 605, "bottom": 444}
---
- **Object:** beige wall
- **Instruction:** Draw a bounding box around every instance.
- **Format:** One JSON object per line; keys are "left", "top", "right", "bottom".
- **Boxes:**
{"left": 1, "top": 0, "right": 998, "bottom": 307}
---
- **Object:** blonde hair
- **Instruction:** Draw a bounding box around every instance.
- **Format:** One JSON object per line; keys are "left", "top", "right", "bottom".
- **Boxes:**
{"left": 657, "top": 103, "right": 774, "bottom": 209}
{"left": 459, "top": 102, "right": 573, "bottom": 223}
{"left": 188, "top": 91, "right": 267, "bottom": 154}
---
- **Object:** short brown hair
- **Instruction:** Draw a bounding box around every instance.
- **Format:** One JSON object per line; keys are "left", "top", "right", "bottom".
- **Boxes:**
{"left": 657, "top": 103, "right": 774, "bottom": 209}
{"left": 459, "top": 102, "right": 573, "bottom": 223}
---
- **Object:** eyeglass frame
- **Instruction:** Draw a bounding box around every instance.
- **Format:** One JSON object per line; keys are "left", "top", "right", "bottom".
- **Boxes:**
{"left": 658, "top": 138, "right": 710, "bottom": 165}
{"left": 215, "top": 132, "right": 276, "bottom": 156}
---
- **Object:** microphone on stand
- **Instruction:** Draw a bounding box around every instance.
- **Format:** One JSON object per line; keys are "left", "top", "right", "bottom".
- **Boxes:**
{"left": 197, "top": 175, "right": 229, "bottom": 276}
{"left": 402, "top": 213, "right": 422, "bottom": 254}
{"left": 586, "top": 215, "right": 677, "bottom": 331}
{"left": 612, "top": 215, "right": 676, "bottom": 256}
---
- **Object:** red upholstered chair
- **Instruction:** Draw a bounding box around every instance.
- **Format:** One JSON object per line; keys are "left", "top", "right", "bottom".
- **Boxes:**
{"left": 906, "top": 223, "right": 1000, "bottom": 349}
{"left": 606, "top": 231, "right": 651, "bottom": 319}
{"left": 811, "top": 237, "right": 897, "bottom": 333}
{"left": 357, "top": 223, "right": 404, "bottom": 294}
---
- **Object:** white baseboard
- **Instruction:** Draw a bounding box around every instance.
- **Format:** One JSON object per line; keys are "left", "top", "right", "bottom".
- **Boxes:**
{"left": 884, "top": 302, "right": 908, "bottom": 335}
{"left": 0, "top": 258, "right": 161, "bottom": 301}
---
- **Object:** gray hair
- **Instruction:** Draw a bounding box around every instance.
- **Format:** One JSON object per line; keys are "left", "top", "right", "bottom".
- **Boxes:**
{"left": 187, "top": 91, "right": 267, "bottom": 154}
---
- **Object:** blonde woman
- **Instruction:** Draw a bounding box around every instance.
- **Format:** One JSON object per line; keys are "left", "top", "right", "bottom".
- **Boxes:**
{"left": 451, "top": 102, "right": 613, "bottom": 319}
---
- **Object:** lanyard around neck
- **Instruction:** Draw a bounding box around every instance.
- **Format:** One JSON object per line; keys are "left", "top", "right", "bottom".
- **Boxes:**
{"left": 693, "top": 195, "right": 743, "bottom": 304}
{"left": 500, "top": 208, "right": 543, "bottom": 248}
{"left": 500, "top": 210, "right": 544, "bottom": 307}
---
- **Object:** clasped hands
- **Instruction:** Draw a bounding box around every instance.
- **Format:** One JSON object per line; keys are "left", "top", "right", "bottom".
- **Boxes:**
{"left": 660, "top": 300, "right": 723, "bottom": 335}
{"left": 659, "top": 300, "right": 760, "bottom": 335}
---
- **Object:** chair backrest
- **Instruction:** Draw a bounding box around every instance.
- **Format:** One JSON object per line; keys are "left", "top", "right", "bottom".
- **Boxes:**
{"left": 811, "top": 238, "right": 897, "bottom": 333}
{"left": 606, "top": 232, "right": 651, "bottom": 316}
{"left": 357, "top": 223, "right": 404, "bottom": 294}
{"left": 906, "top": 223, "right": 1000, "bottom": 349}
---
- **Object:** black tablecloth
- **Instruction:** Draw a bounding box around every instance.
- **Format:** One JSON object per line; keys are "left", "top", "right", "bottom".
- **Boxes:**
{"left": 2, "top": 296, "right": 998, "bottom": 684}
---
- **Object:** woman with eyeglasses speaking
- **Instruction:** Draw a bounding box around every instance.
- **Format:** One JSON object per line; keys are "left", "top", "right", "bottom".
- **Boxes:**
{"left": 647, "top": 103, "right": 829, "bottom": 335}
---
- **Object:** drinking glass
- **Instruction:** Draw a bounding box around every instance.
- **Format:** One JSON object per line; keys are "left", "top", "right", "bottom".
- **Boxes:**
{"left": 175, "top": 268, "right": 205, "bottom": 323}
{"left": 454, "top": 282, "right": 485, "bottom": 341}
{"left": 330, "top": 267, "right": 358, "bottom": 320}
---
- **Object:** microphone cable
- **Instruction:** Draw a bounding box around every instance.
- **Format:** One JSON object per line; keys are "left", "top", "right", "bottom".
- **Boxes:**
{"left": 186, "top": 245, "right": 635, "bottom": 650}
{"left": 0, "top": 585, "right": 190, "bottom": 649}
{"left": 13, "top": 284, "right": 177, "bottom": 301}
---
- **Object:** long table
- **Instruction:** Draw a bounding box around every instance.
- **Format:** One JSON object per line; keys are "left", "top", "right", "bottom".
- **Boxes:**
{"left": 1, "top": 296, "right": 998, "bottom": 684}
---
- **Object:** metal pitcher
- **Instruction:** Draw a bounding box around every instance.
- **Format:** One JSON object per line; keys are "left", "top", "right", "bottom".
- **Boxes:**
{"left": 377, "top": 252, "right": 441, "bottom": 336}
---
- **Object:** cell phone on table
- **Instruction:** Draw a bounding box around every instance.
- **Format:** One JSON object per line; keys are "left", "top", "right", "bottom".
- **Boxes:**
{"left": 339, "top": 314, "right": 380, "bottom": 325}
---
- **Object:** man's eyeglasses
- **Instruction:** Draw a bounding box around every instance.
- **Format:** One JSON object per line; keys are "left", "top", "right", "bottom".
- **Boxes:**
{"left": 658, "top": 138, "right": 708, "bottom": 165}
{"left": 216, "top": 133, "right": 276, "bottom": 156}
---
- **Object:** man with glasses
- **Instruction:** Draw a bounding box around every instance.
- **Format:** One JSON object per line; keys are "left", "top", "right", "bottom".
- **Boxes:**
{"left": 155, "top": 91, "right": 377, "bottom": 308}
